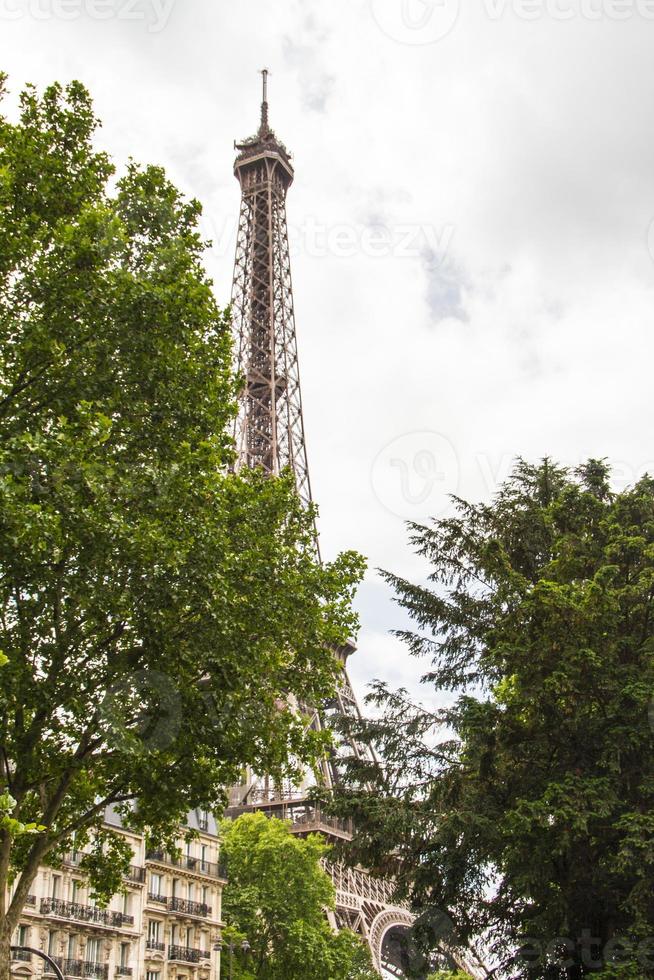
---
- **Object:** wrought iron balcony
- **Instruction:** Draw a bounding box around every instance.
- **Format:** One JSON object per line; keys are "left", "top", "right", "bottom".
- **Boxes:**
{"left": 145, "top": 940, "right": 165, "bottom": 952}
{"left": 168, "top": 945, "right": 201, "bottom": 963}
{"left": 146, "top": 850, "right": 227, "bottom": 880}
{"left": 147, "top": 892, "right": 167, "bottom": 904}
{"left": 199, "top": 950, "right": 211, "bottom": 960}
{"left": 168, "top": 896, "right": 211, "bottom": 917}
{"left": 40, "top": 898, "right": 134, "bottom": 929}
{"left": 115, "top": 968, "right": 132, "bottom": 976}
{"left": 26, "top": 894, "right": 36, "bottom": 906}
{"left": 12, "top": 949, "right": 31, "bottom": 962}
{"left": 47, "top": 957, "right": 109, "bottom": 979}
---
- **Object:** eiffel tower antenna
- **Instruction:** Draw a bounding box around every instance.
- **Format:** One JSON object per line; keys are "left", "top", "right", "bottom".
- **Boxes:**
{"left": 260, "top": 67, "right": 269, "bottom": 132}
{"left": 227, "top": 73, "right": 426, "bottom": 976}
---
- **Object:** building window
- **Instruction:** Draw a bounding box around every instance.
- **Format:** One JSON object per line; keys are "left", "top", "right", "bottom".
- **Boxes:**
{"left": 149, "top": 873, "right": 163, "bottom": 897}
{"left": 120, "top": 943, "right": 130, "bottom": 968}
{"left": 86, "top": 938, "right": 100, "bottom": 963}
{"left": 201, "top": 886, "right": 208, "bottom": 906}
{"left": 14, "top": 925, "right": 28, "bottom": 947}
{"left": 147, "top": 920, "right": 160, "bottom": 942}
{"left": 122, "top": 892, "right": 131, "bottom": 916}
{"left": 47, "top": 931, "right": 57, "bottom": 957}
{"left": 198, "top": 810, "right": 209, "bottom": 831}
{"left": 51, "top": 875, "right": 61, "bottom": 899}
{"left": 146, "top": 972, "right": 160, "bottom": 980}
{"left": 71, "top": 879, "right": 82, "bottom": 904}
{"left": 67, "top": 935, "right": 77, "bottom": 960}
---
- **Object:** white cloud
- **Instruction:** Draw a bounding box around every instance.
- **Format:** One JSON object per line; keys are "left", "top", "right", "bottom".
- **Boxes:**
{"left": 3, "top": 0, "right": 654, "bottom": 709}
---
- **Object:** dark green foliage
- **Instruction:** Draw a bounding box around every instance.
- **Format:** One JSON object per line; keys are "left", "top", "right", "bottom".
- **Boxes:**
{"left": 331, "top": 460, "right": 654, "bottom": 978}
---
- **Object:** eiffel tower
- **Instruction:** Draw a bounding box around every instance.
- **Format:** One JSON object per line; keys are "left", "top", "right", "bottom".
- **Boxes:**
{"left": 224, "top": 71, "right": 417, "bottom": 975}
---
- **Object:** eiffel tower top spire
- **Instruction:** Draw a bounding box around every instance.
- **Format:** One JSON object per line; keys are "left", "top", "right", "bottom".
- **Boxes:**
{"left": 260, "top": 67, "right": 270, "bottom": 134}
{"left": 234, "top": 71, "right": 293, "bottom": 177}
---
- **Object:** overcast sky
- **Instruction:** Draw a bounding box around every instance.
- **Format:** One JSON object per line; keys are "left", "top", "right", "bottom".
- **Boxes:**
{"left": 3, "top": 0, "right": 654, "bottom": 711}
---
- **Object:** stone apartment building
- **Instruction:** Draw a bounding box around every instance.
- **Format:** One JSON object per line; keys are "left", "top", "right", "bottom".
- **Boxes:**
{"left": 8, "top": 809, "right": 227, "bottom": 980}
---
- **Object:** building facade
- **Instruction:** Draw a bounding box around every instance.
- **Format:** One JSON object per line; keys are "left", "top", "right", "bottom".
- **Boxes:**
{"left": 8, "top": 810, "right": 226, "bottom": 980}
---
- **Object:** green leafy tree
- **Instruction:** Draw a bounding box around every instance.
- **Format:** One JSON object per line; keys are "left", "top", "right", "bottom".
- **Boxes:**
{"left": 427, "top": 972, "right": 473, "bottom": 980}
{"left": 0, "top": 74, "right": 364, "bottom": 980}
{"left": 332, "top": 460, "right": 654, "bottom": 979}
{"left": 220, "top": 813, "right": 377, "bottom": 979}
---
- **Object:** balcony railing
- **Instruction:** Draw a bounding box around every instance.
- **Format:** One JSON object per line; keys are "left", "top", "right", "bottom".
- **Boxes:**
{"left": 12, "top": 950, "right": 31, "bottom": 962}
{"left": 40, "top": 898, "right": 134, "bottom": 929}
{"left": 125, "top": 866, "right": 146, "bottom": 884}
{"left": 168, "top": 897, "right": 211, "bottom": 918}
{"left": 25, "top": 894, "right": 36, "bottom": 906}
{"left": 168, "top": 946, "right": 201, "bottom": 963}
{"left": 147, "top": 892, "right": 167, "bottom": 904}
{"left": 47, "top": 957, "right": 109, "bottom": 979}
{"left": 145, "top": 940, "right": 165, "bottom": 952}
{"left": 199, "top": 951, "right": 211, "bottom": 960}
{"left": 115, "top": 968, "right": 132, "bottom": 976}
{"left": 146, "top": 850, "right": 227, "bottom": 880}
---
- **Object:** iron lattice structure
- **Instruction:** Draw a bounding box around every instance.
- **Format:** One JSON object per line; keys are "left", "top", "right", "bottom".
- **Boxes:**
{"left": 228, "top": 75, "right": 485, "bottom": 979}
{"left": 231, "top": 75, "right": 312, "bottom": 511}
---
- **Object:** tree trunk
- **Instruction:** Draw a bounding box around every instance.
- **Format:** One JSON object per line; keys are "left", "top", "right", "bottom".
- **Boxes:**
{"left": 0, "top": 918, "right": 12, "bottom": 980}
{"left": 0, "top": 839, "right": 47, "bottom": 980}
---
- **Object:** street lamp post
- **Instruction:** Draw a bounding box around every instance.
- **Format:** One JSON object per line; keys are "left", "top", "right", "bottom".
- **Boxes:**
{"left": 213, "top": 938, "right": 251, "bottom": 980}
{"left": 10, "top": 946, "right": 65, "bottom": 980}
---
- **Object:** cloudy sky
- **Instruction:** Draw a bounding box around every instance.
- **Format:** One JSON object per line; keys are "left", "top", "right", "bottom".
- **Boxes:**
{"left": 3, "top": 0, "right": 654, "bottom": 710}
